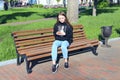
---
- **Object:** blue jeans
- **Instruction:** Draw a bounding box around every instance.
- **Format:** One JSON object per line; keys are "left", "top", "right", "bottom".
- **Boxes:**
{"left": 51, "top": 40, "right": 70, "bottom": 61}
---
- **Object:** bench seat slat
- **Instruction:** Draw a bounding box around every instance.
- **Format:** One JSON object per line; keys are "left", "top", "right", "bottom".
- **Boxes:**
{"left": 27, "top": 42, "right": 97, "bottom": 61}
{"left": 16, "top": 37, "right": 87, "bottom": 51}
{"left": 18, "top": 39, "right": 99, "bottom": 56}
{"left": 18, "top": 39, "right": 99, "bottom": 54}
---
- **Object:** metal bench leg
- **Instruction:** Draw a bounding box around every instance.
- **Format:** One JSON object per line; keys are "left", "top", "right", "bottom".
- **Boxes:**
{"left": 25, "top": 57, "right": 32, "bottom": 74}
{"left": 21, "top": 55, "right": 25, "bottom": 63}
{"left": 91, "top": 46, "right": 98, "bottom": 56}
{"left": 17, "top": 53, "right": 20, "bottom": 65}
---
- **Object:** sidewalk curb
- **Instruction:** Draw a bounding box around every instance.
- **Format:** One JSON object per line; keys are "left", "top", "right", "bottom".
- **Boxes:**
{"left": 0, "top": 59, "right": 16, "bottom": 66}
{"left": 99, "top": 37, "right": 120, "bottom": 44}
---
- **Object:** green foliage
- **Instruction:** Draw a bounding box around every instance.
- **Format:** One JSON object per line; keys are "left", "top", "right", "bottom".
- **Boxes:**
{"left": 0, "top": 20, "right": 56, "bottom": 61}
{"left": 97, "top": 0, "right": 109, "bottom": 8}
{"left": 56, "top": 0, "right": 61, "bottom": 2}
{"left": 0, "top": 7, "right": 66, "bottom": 24}
{"left": 79, "top": 7, "right": 120, "bottom": 39}
{"left": 30, "top": 4, "right": 44, "bottom": 8}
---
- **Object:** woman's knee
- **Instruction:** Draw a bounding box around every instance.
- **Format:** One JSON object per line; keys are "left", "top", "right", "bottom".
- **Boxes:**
{"left": 53, "top": 40, "right": 61, "bottom": 46}
{"left": 62, "top": 41, "right": 69, "bottom": 47}
{"left": 61, "top": 45, "right": 68, "bottom": 51}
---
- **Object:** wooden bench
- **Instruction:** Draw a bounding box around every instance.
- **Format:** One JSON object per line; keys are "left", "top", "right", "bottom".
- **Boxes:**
{"left": 11, "top": 25, "right": 99, "bottom": 73}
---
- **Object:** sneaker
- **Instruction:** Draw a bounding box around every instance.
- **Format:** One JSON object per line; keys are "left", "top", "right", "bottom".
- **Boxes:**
{"left": 64, "top": 62, "right": 69, "bottom": 68}
{"left": 52, "top": 64, "right": 59, "bottom": 73}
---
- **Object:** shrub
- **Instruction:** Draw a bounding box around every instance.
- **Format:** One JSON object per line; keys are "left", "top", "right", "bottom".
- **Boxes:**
{"left": 30, "top": 4, "right": 43, "bottom": 8}
{"left": 97, "top": 0, "right": 109, "bottom": 8}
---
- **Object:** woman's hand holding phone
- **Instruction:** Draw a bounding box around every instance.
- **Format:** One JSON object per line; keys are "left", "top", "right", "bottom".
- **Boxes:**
{"left": 56, "top": 31, "right": 66, "bottom": 36}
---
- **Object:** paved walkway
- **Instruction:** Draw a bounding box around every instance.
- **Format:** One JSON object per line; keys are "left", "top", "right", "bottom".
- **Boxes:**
{"left": 0, "top": 18, "right": 55, "bottom": 26}
{"left": 0, "top": 38, "right": 120, "bottom": 80}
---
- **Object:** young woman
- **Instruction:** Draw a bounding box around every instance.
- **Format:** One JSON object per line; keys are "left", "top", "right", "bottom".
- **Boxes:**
{"left": 51, "top": 12, "right": 73, "bottom": 73}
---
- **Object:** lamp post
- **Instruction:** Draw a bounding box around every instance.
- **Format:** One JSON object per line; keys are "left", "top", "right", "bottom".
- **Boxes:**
{"left": 101, "top": 26, "right": 112, "bottom": 47}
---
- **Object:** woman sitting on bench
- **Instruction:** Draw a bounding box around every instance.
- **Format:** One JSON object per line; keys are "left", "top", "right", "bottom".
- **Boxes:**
{"left": 51, "top": 12, "right": 73, "bottom": 73}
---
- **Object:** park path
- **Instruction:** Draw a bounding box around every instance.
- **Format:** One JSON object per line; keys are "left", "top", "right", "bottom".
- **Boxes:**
{"left": 0, "top": 18, "right": 55, "bottom": 26}
{"left": 0, "top": 38, "right": 120, "bottom": 80}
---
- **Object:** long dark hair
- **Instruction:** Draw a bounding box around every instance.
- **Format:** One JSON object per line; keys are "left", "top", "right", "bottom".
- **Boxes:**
{"left": 55, "top": 12, "right": 73, "bottom": 28}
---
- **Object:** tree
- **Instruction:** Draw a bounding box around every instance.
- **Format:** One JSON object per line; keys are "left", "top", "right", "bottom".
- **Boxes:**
{"left": 67, "top": 0, "right": 79, "bottom": 23}
{"left": 46, "top": 0, "right": 51, "bottom": 8}
{"left": 56, "top": 0, "right": 61, "bottom": 4}
{"left": 63, "top": 0, "right": 66, "bottom": 8}
{"left": 92, "top": 0, "right": 110, "bottom": 16}
{"left": 92, "top": 0, "right": 97, "bottom": 16}
{"left": 97, "top": 0, "right": 109, "bottom": 8}
{"left": 4, "top": 0, "right": 9, "bottom": 11}
{"left": 36, "top": 0, "right": 40, "bottom": 5}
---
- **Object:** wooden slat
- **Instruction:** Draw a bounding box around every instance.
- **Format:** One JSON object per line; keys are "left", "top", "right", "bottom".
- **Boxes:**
{"left": 17, "top": 37, "right": 87, "bottom": 51}
{"left": 15, "top": 35, "right": 54, "bottom": 44}
{"left": 17, "top": 41, "right": 53, "bottom": 51}
{"left": 73, "top": 25, "right": 83, "bottom": 28}
{"left": 12, "top": 28, "right": 53, "bottom": 37}
{"left": 18, "top": 40, "right": 87, "bottom": 56}
{"left": 15, "top": 38, "right": 54, "bottom": 47}
{"left": 28, "top": 41, "right": 99, "bottom": 61}
{"left": 14, "top": 29, "right": 84, "bottom": 41}
{"left": 15, "top": 30, "right": 86, "bottom": 48}
{"left": 19, "top": 39, "right": 98, "bottom": 57}
{"left": 12, "top": 25, "right": 83, "bottom": 37}
{"left": 14, "top": 34, "right": 53, "bottom": 41}
{"left": 27, "top": 42, "right": 91, "bottom": 61}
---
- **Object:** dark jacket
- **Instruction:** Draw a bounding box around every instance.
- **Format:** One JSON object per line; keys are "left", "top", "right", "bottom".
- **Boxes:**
{"left": 53, "top": 22, "right": 73, "bottom": 45}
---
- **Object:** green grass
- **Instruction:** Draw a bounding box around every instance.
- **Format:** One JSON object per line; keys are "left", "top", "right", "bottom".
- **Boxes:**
{"left": 0, "top": 20, "right": 56, "bottom": 61}
{"left": 79, "top": 7, "right": 120, "bottom": 39}
{"left": 0, "top": 7, "right": 66, "bottom": 24}
{"left": 0, "top": 7, "right": 120, "bottom": 61}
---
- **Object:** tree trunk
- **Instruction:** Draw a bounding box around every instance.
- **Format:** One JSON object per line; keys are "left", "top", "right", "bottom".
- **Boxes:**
{"left": 92, "top": 4, "right": 96, "bottom": 16}
{"left": 63, "top": 0, "right": 66, "bottom": 8}
{"left": 36, "top": 0, "right": 40, "bottom": 8}
{"left": 92, "top": 0, "right": 97, "bottom": 16}
{"left": 67, "top": 0, "right": 79, "bottom": 23}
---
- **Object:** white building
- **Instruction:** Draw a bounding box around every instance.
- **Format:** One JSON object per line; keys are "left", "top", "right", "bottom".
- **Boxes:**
{"left": 0, "top": 0, "right": 4, "bottom": 10}
{"left": 113, "top": 0, "right": 118, "bottom": 3}
{"left": 20, "top": 0, "right": 93, "bottom": 6}
{"left": 37, "top": 0, "right": 92, "bottom": 5}
{"left": 36, "top": 0, "right": 65, "bottom": 5}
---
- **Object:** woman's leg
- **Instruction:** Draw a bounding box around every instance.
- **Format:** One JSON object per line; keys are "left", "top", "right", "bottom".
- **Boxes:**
{"left": 51, "top": 40, "right": 61, "bottom": 65}
{"left": 61, "top": 41, "right": 69, "bottom": 62}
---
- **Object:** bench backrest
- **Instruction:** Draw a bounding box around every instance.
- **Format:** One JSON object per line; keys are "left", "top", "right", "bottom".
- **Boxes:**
{"left": 12, "top": 25, "right": 87, "bottom": 52}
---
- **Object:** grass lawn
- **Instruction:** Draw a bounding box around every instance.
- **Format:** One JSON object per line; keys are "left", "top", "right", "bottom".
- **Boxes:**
{"left": 0, "top": 7, "right": 120, "bottom": 61}
{"left": 0, "top": 7, "right": 66, "bottom": 24}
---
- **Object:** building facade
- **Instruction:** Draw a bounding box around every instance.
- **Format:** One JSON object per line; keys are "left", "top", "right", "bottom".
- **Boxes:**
{"left": 0, "top": 0, "right": 4, "bottom": 10}
{"left": 20, "top": 0, "right": 93, "bottom": 6}
{"left": 35, "top": 0, "right": 92, "bottom": 5}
